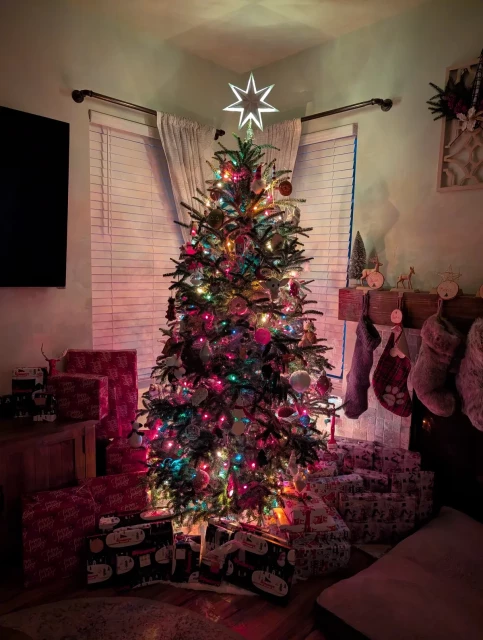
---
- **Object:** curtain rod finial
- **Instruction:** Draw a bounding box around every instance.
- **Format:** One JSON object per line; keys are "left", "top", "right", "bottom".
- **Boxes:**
{"left": 72, "top": 90, "right": 92, "bottom": 104}
{"left": 214, "top": 129, "right": 225, "bottom": 141}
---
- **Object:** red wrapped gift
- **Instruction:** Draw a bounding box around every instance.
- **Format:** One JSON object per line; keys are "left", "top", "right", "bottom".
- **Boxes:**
{"left": 97, "top": 382, "right": 121, "bottom": 439}
{"left": 22, "top": 486, "right": 96, "bottom": 587}
{"left": 66, "top": 350, "right": 138, "bottom": 437}
{"left": 48, "top": 373, "right": 109, "bottom": 421}
{"left": 106, "top": 439, "right": 147, "bottom": 475}
{"left": 79, "top": 471, "right": 149, "bottom": 515}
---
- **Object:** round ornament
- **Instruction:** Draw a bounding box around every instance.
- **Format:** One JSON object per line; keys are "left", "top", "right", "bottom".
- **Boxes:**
{"left": 210, "top": 190, "right": 220, "bottom": 202}
{"left": 251, "top": 165, "right": 266, "bottom": 195}
{"left": 289, "top": 370, "right": 311, "bottom": 393}
{"left": 193, "top": 469, "right": 210, "bottom": 492}
{"left": 231, "top": 421, "right": 246, "bottom": 436}
{"left": 127, "top": 428, "right": 143, "bottom": 448}
{"left": 268, "top": 233, "right": 284, "bottom": 251}
{"left": 316, "top": 373, "right": 331, "bottom": 396}
{"left": 254, "top": 328, "right": 272, "bottom": 345}
{"left": 437, "top": 280, "right": 459, "bottom": 300}
{"left": 366, "top": 271, "right": 385, "bottom": 289}
{"left": 191, "top": 387, "right": 208, "bottom": 406}
{"left": 185, "top": 424, "right": 201, "bottom": 440}
{"left": 278, "top": 180, "right": 293, "bottom": 196}
{"left": 293, "top": 471, "right": 307, "bottom": 492}
{"left": 255, "top": 266, "right": 272, "bottom": 281}
{"left": 229, "top": 296, "right": 248, "bottom": 316}
{"left": 278, "top": 405, "right": 296, "bottom": 419}
{"left": 206, "top": 208, "right": 224, "bottom": 230}
{"left": 391, "top": 309, "right": 403, "bottom": 324}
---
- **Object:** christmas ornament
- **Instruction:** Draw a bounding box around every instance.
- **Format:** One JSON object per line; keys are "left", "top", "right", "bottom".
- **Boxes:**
{"left": 165, "top": 355, "right": 186, "bottom": 379}
{"left": 193, "top": 468, "right": 210, "bottom": 492}
{"left": 361, "top": 256, "right": 384, "bottom": 290}
{"left": 223, "top": 72, "right": 278, "bottom": 131}
{"left": 231, "top": 409, "right": 247, "bottom": 436}
{"left": 200, "top": 342, "right": 212, "bottom": 363}
{"left": 267, "top": 233, "right": 284, "bottom": 251}
{"left": 255, "top": 266, "right": 272, "bottom": 281}
{"left": 229, "top": 296, "right": 248, "bottom": 315}
{"left": 293, "top": 470, "right": 307, "bottom": 492}
{"left": 278, "top": 179, "right": 293, "bottom": 196}
{"left": 127, "top": 424, "right": 143, "bottom": 448}
{"left": 287, "top": 451, "right": 298, "bottom": 476}
{"left": 235, "top": 234, "right": 251, "bottom": 257}
{"left": 185, "top": 424, "right": 201, "bottom": 440}
{"left": 166, "top": 297, "right": 176, "bottom": 321}
{"left": 278, "top": 405, "right": 296, "bottom": 419}
{"left": 436, "top": 265, "right": 462, "bottom": 300}
{"left": 261, "top": 277, "right": 289, "bottom": 300}
{"left": 191, "top": 387, "right": 208, "bottom": 406}
{"left": 210, "top": 190, "right": 220, "bottom": 201}
{"left": 206, "top": 208, "right": 224, "bottom": 229}
{"left": 288, "top": 279, "right": 300, "bottom": 297}
{"left": 316, "top": 373, "right": 331, "bottom": 396}
{"left": 289, "top": 370, "right": 311, "bottom": 393}
{"left": 254, "top": 328, "right": 271, "bottom": 345}
{"left": 299, "top": 320, "right": 317, "bottom": 348}
{"left": 250, "top": 165, "right": 266, "bottom": 195}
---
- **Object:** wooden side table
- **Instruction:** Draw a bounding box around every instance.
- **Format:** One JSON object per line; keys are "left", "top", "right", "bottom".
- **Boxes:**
{"left": 0, "top": 418, "right": 96, "bottom": 559}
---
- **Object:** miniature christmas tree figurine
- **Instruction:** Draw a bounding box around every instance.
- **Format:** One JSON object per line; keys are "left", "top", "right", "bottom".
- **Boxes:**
{"left": 142, "top": 135, "right": 335, "bottom": 525}
{"left": 348, "top": 231, "right": 367, "bottom": 283}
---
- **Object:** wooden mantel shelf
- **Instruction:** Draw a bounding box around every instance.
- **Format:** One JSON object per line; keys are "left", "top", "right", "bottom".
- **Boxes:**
{"left": 339, "top": 288, "right": 483, "bottom": 333}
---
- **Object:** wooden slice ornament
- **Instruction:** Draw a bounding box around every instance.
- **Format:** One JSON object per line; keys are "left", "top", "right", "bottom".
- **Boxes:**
{"left": 476, "top": 284, "right": 483, "bottom": 298}
{"left": 391, "top": 308, "right": 403, "bottom": 324}
{"left": 366, "top": 271, "right": 385, "bottom": 289}
{"left": 437, "top": 280, "right": 459, "bottom": 300}
{"left": 206, "top": 208, "right": 224, "bottom": 229}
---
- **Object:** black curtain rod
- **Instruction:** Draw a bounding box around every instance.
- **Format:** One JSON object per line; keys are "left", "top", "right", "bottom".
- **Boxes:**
{"left": 72, "top": 89, "right": 392, "bottom": 139}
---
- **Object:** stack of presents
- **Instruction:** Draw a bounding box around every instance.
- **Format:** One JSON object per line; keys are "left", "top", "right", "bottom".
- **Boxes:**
{"left": 18, "top": 350, "right": 436, "bottom": 602}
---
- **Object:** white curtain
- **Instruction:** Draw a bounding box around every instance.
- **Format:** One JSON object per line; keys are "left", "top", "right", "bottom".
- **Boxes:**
{"left": 157, "top": 112, "right": 215, "bottom": 242}
{"left": 254, "top": 119, "right": 302, "bottom": 174}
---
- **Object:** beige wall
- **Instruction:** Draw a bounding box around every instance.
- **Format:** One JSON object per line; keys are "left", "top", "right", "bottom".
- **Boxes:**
{"left": 242, "top": 0, "right": 483, "bottom": 294}
{"left": 0, "top": 0, "right": 233, "bottom": 393}
{"left": 236, "top": 0, "right": 483, "bottom": 444}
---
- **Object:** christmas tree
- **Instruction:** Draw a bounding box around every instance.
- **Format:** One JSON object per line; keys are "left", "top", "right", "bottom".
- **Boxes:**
{"left": 142, "top": 133, "right": 335, "bottom": 525}
{"left": 348, "top": 231, "right": 366, "bottom": 282}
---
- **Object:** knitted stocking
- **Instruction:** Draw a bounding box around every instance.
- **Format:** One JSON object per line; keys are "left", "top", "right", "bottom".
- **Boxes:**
{"left": 409, "top": 313, "right": 461, "bottom": 417}
{"left": 456, "top": 317, "right": 483, "bottom": 431}
{"left": 344, "top": 297, "right": 381, "bottom": 419}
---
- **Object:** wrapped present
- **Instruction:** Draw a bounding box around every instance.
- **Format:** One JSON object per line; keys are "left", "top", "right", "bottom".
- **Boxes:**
{"left": 281, "top": 505, "right": 350, "bottom": 545}
{"left": 354, "top": 467, "right": 390, "bottom": 493}
{"left": 171, "top": 534, "right": 202, "bottom": 583}
{"left": 98, "top": 383, "right": 122, "bottom": 439}
{"left": 202, "top": 519, "right": 295, "bottom": 604}
{"left": 307, "top": 460, "right": 338, "bottom": 478}
{"left": 324, "top": 438, "right": 375, "bottom": 473}
{"left": 106, "top": 438, "right": 148, "bottom": 475}
{"left": 22, "top": 486, "right": 96, "bottom": 587}
{"left": 280, "top": 491, "right": 331, "bottom": 533}
{"left": 80, "top": 472, "right": 149, "bottom": 515}
{"left": 391, "top": 470, "right": 434, "bottom": 523}
{"left": 373, "top": 442, "right": 421, "bottom": 474}
{"left": 306, "top": 474, "right": 364, "bottom": 507}
{"left": 339, "top": 492, "right": 416, "bottom": 543}
{"left": 48, "top": 372, "right": 109, "bottom": 421}
{"left": 293, "top": 540, "right": 351, "bottom": 580}
{"left": 87, "top": 518, "right": 174, "bottom": 589}
{"left": 66, "top": 350, "right": 137, "bottom": 437}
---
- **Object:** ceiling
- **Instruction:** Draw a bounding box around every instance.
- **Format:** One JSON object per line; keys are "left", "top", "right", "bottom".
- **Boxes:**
{"left": 78, "top": 0, "right": 429, "bottom": 73}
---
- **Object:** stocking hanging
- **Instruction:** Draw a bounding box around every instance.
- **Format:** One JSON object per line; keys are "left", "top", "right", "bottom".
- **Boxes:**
{"left": 373, "top": 328, "right": 412, "bottom": 417}
{"left": 344, "top": 294, "right": 381, "bottom": 419}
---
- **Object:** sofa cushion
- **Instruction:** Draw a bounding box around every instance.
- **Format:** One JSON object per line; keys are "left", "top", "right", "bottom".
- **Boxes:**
{"left": 317, "top": 508, "right": 483, "bottom": 640}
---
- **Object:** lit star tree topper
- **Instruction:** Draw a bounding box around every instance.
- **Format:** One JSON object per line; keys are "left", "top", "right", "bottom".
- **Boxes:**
{"left": 224, "top": 73, "right": 278, "bottom": 133}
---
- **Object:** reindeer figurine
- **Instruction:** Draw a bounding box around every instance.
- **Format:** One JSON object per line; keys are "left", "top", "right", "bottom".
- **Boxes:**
{"left": 41, "top": 344, "right": 67, "bottom": 377}
{"left": 396, "top": 267, "right": 415, "bottom": 290}
{"left": 361, "top": 255, "right": 383, "bottom": 284}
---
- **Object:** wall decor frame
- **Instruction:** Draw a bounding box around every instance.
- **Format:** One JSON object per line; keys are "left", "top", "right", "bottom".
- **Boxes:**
{"left": 437, "top": 57, "right": 483, "bottom": 192}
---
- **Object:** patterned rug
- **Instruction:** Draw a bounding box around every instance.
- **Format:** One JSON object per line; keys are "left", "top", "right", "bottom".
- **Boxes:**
{"left": 0, "top": 597, "right": 244, "bottom": 640}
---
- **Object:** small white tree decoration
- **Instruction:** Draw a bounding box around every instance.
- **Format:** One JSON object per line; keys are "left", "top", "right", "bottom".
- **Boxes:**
{"left": 348, "top": 231, "right": 367, "bottom": 284}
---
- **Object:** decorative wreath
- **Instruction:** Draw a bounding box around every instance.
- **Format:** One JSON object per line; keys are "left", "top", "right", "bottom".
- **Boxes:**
{"left": 427, "top": 48, "right": 483, "bottom": 131}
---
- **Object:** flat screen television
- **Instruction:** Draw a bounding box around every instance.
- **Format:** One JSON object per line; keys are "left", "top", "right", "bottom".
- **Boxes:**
{"left": 0, "top": 106, "right": 69, "bottom": 287}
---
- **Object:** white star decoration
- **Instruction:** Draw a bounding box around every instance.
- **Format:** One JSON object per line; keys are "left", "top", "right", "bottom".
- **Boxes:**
{"left": 224, "top": 73, "right": 278, "bottom": 131}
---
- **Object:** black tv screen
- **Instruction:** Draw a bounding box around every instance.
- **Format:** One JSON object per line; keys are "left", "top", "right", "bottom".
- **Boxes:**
{"left": 0, "top": 106, "right": 69, "bottom": 287}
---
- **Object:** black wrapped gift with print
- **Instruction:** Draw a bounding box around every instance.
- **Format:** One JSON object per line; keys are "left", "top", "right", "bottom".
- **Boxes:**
{"left": 171, "top": 533, "right": 202, "bottom": 583}
{"left": 202, "top": 519, "right": 295, "bottom": 605}
{"left": 87, "top": 517, "right": 174, "bottom": 590}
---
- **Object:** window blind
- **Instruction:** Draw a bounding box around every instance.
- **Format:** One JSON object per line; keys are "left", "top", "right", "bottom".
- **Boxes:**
{"left": 291, "top": 125, "right": 357, "bottom": 379}
{"left": 89, "top": 120, "right": 182, "bottom": 381}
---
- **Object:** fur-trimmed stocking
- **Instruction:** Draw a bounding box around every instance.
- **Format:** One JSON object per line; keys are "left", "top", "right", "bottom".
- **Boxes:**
{"left": 457, "top": 317, "right": 483, "bottom": 431}
{"left": 409, "top": 313, "right": 461, "bottom": 417}
{"left": 344, "top": 296, "right": 381, "bottom": 419}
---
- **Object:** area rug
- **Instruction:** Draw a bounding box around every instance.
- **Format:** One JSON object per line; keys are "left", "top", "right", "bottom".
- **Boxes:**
{"left": 0, "top": 597, "right": 244, "bottom": 640}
